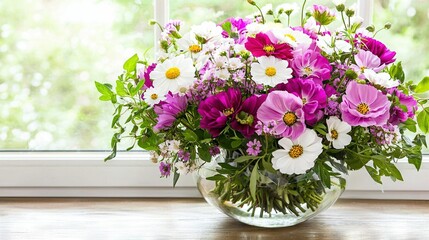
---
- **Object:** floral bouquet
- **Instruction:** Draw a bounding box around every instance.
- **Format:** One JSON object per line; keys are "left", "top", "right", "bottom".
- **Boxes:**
{"left": 96, "top": 0, "right": 429, "bottom": 226}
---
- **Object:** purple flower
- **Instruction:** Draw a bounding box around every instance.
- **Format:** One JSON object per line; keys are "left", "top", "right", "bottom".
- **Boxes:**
{"left": 388, "top": 89, "right": 418, "bottom": 125}
{"left": 340, "top": 81, "right": 390, "bottom": 127}
{"left": 257, "top": 91, "right": 305, "bottom": 139}
{"left": 280, "top": 78, "right": 327, "bottom": 125}
{"left": 198, "top": 88, "right": 242, "bottom": 137}
{"left": 325, "top": 100, "right": 340, "bottom": 116}
{"left": 291, "top": 47, "right": 332, "bottom": 84}
{"left": 164, "top": 20, "right": 182, "bottom": 34}
{"left": 361, "top": 36, "right": 396, "bottom": 65}
{"left": 154, "top": 94, "right": 188, "bottom": 131}
{"left": 220, "top": 17, "right": 252, "bottom": 44}
{"left": 231, "top": 95, "right": 267, "bottom": 138}
{"left": 245, "top": 32, "right": 293, "bottom": 60}
{"left": 209, "top": 146, "right": 221, "bottom": 156}
{"left": 178, "top": 149, "right": 190, "bottom": 162}
{"left": 246, "top": 139, "right": 262, "bottom": 156}
{"left": 138, "top": 63, "right": 156, "bottom": 91}
{"left": 159, "top": 162, "right": 171, "bottom": 177}
{"left": 369, "top": 123, "right": 399, "bottom": 145}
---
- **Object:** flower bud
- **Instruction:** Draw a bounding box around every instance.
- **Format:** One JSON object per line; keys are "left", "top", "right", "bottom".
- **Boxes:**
{"left": 148, "top": 19, "right": 157, "bottom": 26}
{"left": 345, "top": 69, "right": 358, "bottom": 80}
{"left": 312, "top": 5, "right": 336, "bottom": 26}
{"left": 336, "top": 4, "right": 345, "bottom": 12}
{"left": 345, "top": 8, "right": 355, "bottom": 17}
{"left": 366, "top": 25, "right": 375, "bottom": 32}
{"left": 247, "top": 0, "right": 256, "bottom": 5}
{"left": 384, "top": 22, "right": 392, "bottom": 29}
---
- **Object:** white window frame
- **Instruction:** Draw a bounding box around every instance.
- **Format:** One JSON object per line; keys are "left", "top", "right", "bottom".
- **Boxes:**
{"left": 1, "top": 0, "right": 428, "bottom": 199}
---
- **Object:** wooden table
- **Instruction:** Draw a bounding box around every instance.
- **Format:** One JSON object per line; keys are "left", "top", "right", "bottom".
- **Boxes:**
{"left": 0, "top": 198, "right": 428, "bottom": 239}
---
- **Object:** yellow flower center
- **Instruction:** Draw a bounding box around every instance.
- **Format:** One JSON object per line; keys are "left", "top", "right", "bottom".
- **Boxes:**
{"left": 331, "top": 130, "right": 339, "bottom": 140}
{"left": 188, "top": 44, "right": 202, "bottom": 53}
{"left": 289, "top": 145, "right": 304, "bottom": 159}
{"left": 165, "top": 67, "right": 181, "bottom": 80}
{"left": 284, "top": 33, "right": 296, "bottom": 42}
{"left": 223, "top": 108, "right": 234, "bottom": 117}
{"left": 283, "top": 112, "right": 297, "bottom": 126}
{"left": 357, "top": 103, "right": 370, "bottom": 115}
{"left": 303, "top": 67, "right": 313, "bottom": 76}
{"left": 263, "top": 44, "right": 275, "bottom": 54}
{"left": 265, "top": 67, "right": 277, "bottom": 77}
{"left": 302, "top": 98, "right": 307, "bottom": 104}
{"left": 150, "top": 93, "right": 158, "bottom": 100}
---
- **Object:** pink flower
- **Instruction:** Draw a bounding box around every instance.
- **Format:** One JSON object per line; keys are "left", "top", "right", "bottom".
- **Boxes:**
{"left": 198, "top": 89, "right": 242, "bottom": 137}
{"left": 244, "top": 32, "right": 293, "bottom": 60}
{"left": 246, "top": 139, "right": 262, "bottom": 156}
{"left": 387, "top": 89, "right": 418, "bottom": 125}
{"left": 138, "top": 63, "right": 156, "bottom": 91}
{"left": 340, "top": 81, "right": 390, "bottom": 127}
{"left": 231, "top": 94, "right": 267, "bottom": 138}
{"left": 154, "top": 94, "right": 188, "bottom": 131}
{"left": 257, "top": 91, "right": 306, "bottom": 139}
{"left": 278, "top": 78, "right": 327, "bottom": 125}
{"left": 361, "top": 36, "right": 396, "bottom": 65}
{"left": 352, "top": 50, "right": 385, "bottom": 75}
{"left": 291, "top": 47, "right": 332, "bottom": 84}
{"left": 311, "top": 4, "right": 336, "bottom": 25}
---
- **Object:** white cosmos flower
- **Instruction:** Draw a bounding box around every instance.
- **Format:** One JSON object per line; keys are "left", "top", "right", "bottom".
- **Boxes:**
{"left": 175, "top": 161, "right": 189, "bottom": 175}
{"left": 273, "top": 28, "right": 312, "bottom": 48}
{"left": 250, "top": 56, "right": 293, "bottom": 87}
{"left": 317, "top": 35, "right": 352, "bottom": 55}
{"left": 150, "top": 55, "right": 196, "bottom": 95}
{"left": 143, "top": 87, "right": 166, "bottom": 106}
{"left": 272, "top": 129, "right": 323, "bottom": 175}
{"left": 191, "top": 21, "right": 223, "bottom": 43}
{"left": 326, "top": 116, "right": 352, "bottom": 149}
{"left": 364, "top": 69, "right": 399, "bottom": 89}
{"left": 228, "top": 58, "right": 244, "bottom": 70}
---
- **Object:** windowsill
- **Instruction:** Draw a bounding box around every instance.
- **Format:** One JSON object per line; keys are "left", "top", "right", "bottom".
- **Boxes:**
{"left": 0, "top": 152, "right": 428, "bottom": 199}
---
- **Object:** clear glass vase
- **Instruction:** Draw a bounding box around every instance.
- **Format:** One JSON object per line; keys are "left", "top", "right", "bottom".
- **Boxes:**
{"left": 194, "top": 154, "right": 346, "bottom": 228}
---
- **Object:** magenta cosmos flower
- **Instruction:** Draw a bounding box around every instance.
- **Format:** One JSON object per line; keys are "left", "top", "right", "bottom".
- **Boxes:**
{"left": 245, "top": 32, "right": 293, "bottom": 60}
{"left": 220, "top": 17, "right": 252, "bottom": 44}
{"left": 257, "top": 91, "right": 305, "bottom": 139}
{"left": 340, "top": 81, "right": 390, "bottom": 127}
{"left": 291, "top": 47, "right": 332, "bottom": 84}
{"left": 154, "top": 94, "right": 188, "bottom": 131}
{"left": 388, "top": 89, "right": 418, "bottom": 125}
{"left": 361, "top": 36, "right": 396, "bottom": 65}
{"left": 231, "top": 94, "right": 267, "bottom": 138}
{"left": 275, "top": 78, "right": 327, "bottom": 125}
{"left": 138, "top": 63, "right": 156, "bottom": 90}
{"left": 198, "top": 88, "right": 242, "bottom": 137}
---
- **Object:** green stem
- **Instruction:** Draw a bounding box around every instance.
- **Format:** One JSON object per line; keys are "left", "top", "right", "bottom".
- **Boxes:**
{"left": 254, "top": 4, "right": 266, "bottom": 24}
{"left": 301, "top": 0, "right": 308, "bottom": 27}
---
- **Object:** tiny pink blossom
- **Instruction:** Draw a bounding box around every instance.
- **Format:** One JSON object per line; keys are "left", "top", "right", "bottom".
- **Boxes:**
{"left": 246, "top": 139, "right": 262, "bottom": 156}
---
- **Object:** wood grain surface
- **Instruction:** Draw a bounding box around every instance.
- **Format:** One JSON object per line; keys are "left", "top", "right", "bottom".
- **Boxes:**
{"left": 0, "top": 198, "right": 428, "bottom": 240}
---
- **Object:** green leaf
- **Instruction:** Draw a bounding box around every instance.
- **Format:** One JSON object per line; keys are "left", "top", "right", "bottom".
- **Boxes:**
{"left": 261, "top": 159, "right": 276, "bottom": 173}
{"left": 402, "top": 118, "right": 417, "bottom": 132}
{"left": 250, "top": 162, "right": 259, "bottom": 200}
{"left": 417, "top": 108, "right": 429, "bottom": 134}
{"left": 314, "top": 162, "right": 331, "bottom": 188}
{"left": 206, "top": 174, "right": 227, "bottom": 181}
{"left": 123, "top": 54, "right": 139, "bottom": 73}
{"left": 95, "top": 81, "right": 113, "bottom": 96}
{"left": 386, "top": 163, "right": 403, "bottom": 181}
{"left": 365, "top": 165, "right": 382, "bottom": 184}
{"left": 233, "top": 155, "right": 256, "bottom": 163}
{"left": 99, "top": 95, "right": 112, "bottom": 101}
{"left": 116, "top": 80, "right": 128, "bottom": 97}
{"left": 131, "top": 80, "right": 145, "bottom": 96}
{"left": 197, "top": 145, "right": 212, "bottom": 162}
{"left": 173, "top": 171, "right": 180, "bottom": 187}
{"left": 221, "top": 21, "right": 232, "bottom": 35}
{"left": 231, "top": 140, "right": 243, "bottom": 149}
{"left": 414, "top": 76, "right": 429, "bottom": 93}
{"left": 408, "top": 152, "right": 422, "bottom": 171}
{"left": 183, "top": 129, "right": 199, "bottom": 142}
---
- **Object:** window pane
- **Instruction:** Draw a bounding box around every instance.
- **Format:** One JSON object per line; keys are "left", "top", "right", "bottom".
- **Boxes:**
{"left": 0, "top": 0, "right": 153, "bottom": 150}
{"left": 373, "top": 0, "right": 429, "bottom": 81}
